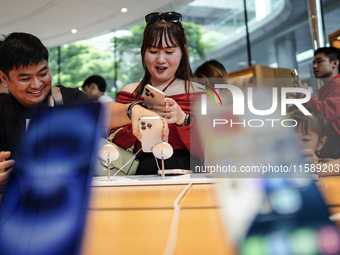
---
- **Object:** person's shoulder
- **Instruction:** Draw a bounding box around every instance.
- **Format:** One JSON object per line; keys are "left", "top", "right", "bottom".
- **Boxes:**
{"left": 121, "top": 83, "right": 139, "bottom": 93}
{"left": 99, "top": 94, "right": 113, "bottom": 103}
{"left": 59, "top": 86, "right": 92, "bottom": 104}
{"left": 0, "top": 94, "right": 12, "bottom": 108}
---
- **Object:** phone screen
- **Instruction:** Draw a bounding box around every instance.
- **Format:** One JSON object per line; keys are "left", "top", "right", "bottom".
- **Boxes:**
{"left": 240, "top": 178, "right": 340, "bottom": 255}
{"left": 0, "top": 103, "right": 104, "bottom": 255}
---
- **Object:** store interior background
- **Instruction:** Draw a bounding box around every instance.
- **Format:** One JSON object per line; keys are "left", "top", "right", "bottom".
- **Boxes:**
{"left": 1, "top": 0, "right": 339, "bottom": 95}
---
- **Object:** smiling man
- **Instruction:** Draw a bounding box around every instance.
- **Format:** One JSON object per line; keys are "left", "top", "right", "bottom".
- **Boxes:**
{"left": 0, "top": 32, "right": 168, "bottom": 191}
{"left": 294, "top": 46, "right": 340, "bottom": 158}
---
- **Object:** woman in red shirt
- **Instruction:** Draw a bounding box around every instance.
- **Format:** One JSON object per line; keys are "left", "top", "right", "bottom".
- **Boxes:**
{"left": 111, "top": 12, "right": 204, "bottom": 174}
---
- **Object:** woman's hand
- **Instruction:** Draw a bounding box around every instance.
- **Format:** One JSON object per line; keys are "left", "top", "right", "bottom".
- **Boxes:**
{"left": 152, "top": 98, "right": 186, "bottom": 125}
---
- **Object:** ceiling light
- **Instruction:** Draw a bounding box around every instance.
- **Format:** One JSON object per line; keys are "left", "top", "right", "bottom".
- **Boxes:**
{"left": 235, "top": 29, "right": 241, "bottom": 34}
{"left": 71, "top": 29, "right": 77, "bottom": 34}
{"left": 121, "top": 8, "right": 127, "bottom": 13}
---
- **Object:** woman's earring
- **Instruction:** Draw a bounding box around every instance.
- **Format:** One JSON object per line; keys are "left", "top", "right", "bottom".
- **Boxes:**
{"left": 316, "top": 150, "right": 320, "bottom": 156}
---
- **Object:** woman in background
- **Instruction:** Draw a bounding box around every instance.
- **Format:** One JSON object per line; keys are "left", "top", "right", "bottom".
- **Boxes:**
{"left": 194, "top": 59, "right": 228, "bottom": 80}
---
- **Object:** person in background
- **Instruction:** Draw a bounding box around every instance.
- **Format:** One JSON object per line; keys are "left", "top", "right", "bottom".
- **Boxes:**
{"left": 82, "top": 75, "right": 113, "bottom": 103}
{"left": 194, "top": 59, "right": 228, "bottom": 80}
{"left": 111, "top": 11, "right": 204, "bottom": 174}
{"left": 0, "top": 32, "right": 168, "bottom": 191}
{"left": 288, "top": 105, "right": 328, "bottom": 165}
{"left": 293, "top": 46, "right": 340, "bottom": 158}
{"left": 194, "top": 59, "right": 228, "bottom": 98}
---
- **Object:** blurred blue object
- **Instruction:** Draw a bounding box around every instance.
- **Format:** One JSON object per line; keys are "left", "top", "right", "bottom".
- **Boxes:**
{"left": 0, "top": 102, "right": 104, "bottom": 255}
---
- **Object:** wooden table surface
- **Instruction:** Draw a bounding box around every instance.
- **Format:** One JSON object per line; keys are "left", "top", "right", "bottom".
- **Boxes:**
{"left": 80, "top": 183, "right": 236, "bottom": 255}
{"left": 80, "top": 177, "right": 340, "bottom": 255}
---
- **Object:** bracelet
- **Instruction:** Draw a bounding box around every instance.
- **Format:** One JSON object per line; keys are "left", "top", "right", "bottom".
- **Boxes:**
{"left": 126, "top": 101, "right": 148, "bottom": 119}
{"left": 176, "top": 113, "right": 191, "bottom": 126}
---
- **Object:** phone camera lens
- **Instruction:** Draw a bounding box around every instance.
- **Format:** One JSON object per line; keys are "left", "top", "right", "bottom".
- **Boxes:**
{"left": 147, "top": 123, "right": 152, "bottom": 128}
{"left": 141, "top": 121, "right": 145, "bottom": 125}
{"left": 141, "top": 126, "right": 146, "bottom": 130}
{"left": 145, "top": 92, "right": 149, "bottom": 96}
{"left": 150, "top": 93, "right": 154, "bottom": 98}
{"left": 145, "top": 88, "right": 149, "bottom": 92}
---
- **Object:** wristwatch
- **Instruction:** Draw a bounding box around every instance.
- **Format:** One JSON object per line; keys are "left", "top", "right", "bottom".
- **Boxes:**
{"left": 176, "top": 113, "right": 192, "bottom": 126}
{"left": 126, "top": 101, "right": 148, "bottom": 119}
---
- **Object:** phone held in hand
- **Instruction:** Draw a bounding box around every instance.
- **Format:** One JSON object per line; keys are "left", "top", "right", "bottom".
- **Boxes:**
{"left": 291, "top": 68, "right": 299, "bottom": 83}
{"left": 143, "top": 84, "right": 166, "bottom": 108}
{"left": 139, "top": 116, "right": 163, "bottom": 152}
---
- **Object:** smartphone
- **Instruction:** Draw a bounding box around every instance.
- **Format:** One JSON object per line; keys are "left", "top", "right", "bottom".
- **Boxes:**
{"left": 139, "top": 116, "right": 163, "bottom": 152}
{"left": 291, "top": 68, "right": 299, "bottom": 83}
{"left": 0, "top": 103, "right": 104, "bottom": 255}
{"left": 143, "top": 84, "right": 166, "bottom": 108}
{"left": 239, "top": 178, "right": 340, "bottom": 255}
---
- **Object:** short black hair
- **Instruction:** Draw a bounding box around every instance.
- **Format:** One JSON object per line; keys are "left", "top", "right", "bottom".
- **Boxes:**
{"left": 82, "top": 75, "right": 107, "bottom": 93}
{"left": 314, "top": 46, "right": 340, "bottom": 73}
{"left": 0, "top": 32, "right": 49, "bottom": 77}
{"left": 288, "top": 104, "right": 327, "bottom": 141}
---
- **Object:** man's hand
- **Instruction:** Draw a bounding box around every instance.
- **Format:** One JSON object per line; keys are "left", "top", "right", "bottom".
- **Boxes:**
{"left": 131, "top": 105, "right": 169, "bottom": 142}
{"left": 0, "top": 151, "right": 14, "bottom": 192}
{"left": 292, "top": 74, "right": 309, "bottom": 97}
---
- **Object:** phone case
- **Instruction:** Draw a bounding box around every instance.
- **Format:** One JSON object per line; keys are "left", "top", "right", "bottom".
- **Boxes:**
{"left": 144, "top": 84, "right": 166, "bottom": 107}
{"left": 139, "top": 116, "right": 163, "bottom": 152}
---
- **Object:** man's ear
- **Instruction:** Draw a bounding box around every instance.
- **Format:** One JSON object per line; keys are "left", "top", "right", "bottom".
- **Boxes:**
{"left": 332, "top": 59, "right": 339, "bottom": 70}
{"left": 0, "top": 71, "right": 9, "bottom": 88}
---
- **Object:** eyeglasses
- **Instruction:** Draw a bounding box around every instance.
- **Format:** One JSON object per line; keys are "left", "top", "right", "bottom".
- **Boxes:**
{"left": 145, "top": 12, "right": 182, "bottom": 24}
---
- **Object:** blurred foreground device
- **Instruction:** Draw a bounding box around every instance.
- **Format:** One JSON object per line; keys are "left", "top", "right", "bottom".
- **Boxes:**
{"left": 195, "top": 86, "right": 340, "bottom": 254}
{"left": 0, "top": 103, "right": 104, "bottom": 255}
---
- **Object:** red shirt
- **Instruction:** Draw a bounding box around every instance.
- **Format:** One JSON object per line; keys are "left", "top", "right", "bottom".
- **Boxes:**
{"left": 306, "top": 74, "right": 340, "bottom": 136}
{"left": 110, "top": 90, "right": 204, "bottom": 159}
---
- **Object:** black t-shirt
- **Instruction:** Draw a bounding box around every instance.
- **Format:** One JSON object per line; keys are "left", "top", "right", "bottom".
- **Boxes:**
{"left": 0, "top": 87, "right": 92, "bottom": 156}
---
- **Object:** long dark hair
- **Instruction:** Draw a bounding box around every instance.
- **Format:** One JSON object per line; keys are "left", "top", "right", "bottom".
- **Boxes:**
{"left": 133, "top": 20, "right": 193, "bottom": 98}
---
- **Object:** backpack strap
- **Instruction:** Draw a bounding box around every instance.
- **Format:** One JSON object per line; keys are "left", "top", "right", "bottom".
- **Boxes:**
{"left": 108, "top": 128, "right": 135, "bottom": 153}
{"left": 48, "top": 86, "right": 64, "bottom": 107}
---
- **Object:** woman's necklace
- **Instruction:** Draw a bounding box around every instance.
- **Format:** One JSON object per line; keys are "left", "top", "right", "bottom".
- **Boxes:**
{"left": 149, "top": 76, "right": 176, "bottom": 93}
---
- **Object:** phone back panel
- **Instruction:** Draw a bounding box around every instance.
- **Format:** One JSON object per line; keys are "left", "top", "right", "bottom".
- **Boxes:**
{"left": 0, "top": 103, "right": 104, "bottom": 255}
{"left": 144, "top": 85, "right": 166, "bottom": 107}
{"left": 139, "top": 117, "right": 163, "bottom": 152}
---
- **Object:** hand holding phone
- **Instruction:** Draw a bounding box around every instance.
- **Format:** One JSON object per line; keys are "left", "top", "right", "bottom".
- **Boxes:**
{"left": 139, "top": 116, "right": 164, "bottom": 152}
{"left": 144, "top": 85, "right": 166, "bottom": 108}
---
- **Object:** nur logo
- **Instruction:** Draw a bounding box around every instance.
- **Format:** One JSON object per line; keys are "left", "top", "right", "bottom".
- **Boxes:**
{"left": 199, "top": 84, "right": 312, "bottom": 116}
{"left": 197, "top": 84, "right": 223, "bottom": 115}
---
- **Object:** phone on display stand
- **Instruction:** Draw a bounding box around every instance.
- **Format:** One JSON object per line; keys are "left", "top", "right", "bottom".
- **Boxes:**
{"left": 143, "top": 84, "right": 166, "bottom": 108}
{"left": 139, "top": 116, "right": 163, "bottom": 153}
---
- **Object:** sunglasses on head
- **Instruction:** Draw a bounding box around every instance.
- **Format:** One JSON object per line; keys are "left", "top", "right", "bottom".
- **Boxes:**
{"left": 145, "top": 12, "right": 182, "bottom": 24}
